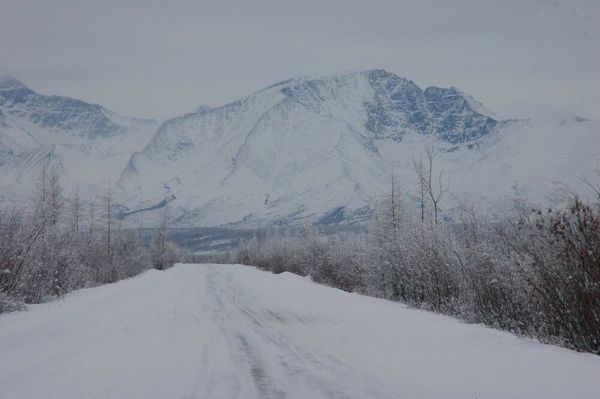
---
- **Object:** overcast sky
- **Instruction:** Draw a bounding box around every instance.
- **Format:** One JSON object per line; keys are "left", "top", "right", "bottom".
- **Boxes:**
{"left": 0, "top": 0, "right": 598, "bottom": 121}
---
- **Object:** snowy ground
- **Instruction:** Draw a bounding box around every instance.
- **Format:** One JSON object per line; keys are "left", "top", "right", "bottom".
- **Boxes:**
{"left": 1, "top": 264, "right": 599, "bottom": 399}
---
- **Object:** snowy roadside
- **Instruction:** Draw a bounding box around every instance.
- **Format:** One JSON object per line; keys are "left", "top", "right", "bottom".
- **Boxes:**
{"left": 1, "top": 263, "right": 599, "bottom": 399}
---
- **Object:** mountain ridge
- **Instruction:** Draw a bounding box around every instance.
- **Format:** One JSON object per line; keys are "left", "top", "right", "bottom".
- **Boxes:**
{"left": 0, "top": 70, "right": 597, "bottom": 228}
{"left": 115, "top": 69, "right": 594, "bottom": 227}
{"left": 0, "top": 77, "right": 159, "bottom": 206}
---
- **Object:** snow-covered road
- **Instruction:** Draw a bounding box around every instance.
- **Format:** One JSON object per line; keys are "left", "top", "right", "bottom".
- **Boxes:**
{"left": 1, "top": 264, "right": 599, "bottom": 399}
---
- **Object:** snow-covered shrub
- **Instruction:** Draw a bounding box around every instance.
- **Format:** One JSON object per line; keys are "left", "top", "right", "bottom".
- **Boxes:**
{"left": 0, "top": 171, "right": 187, "bottom": 312}
{"left": 511, "top": 199, "right": 600, "bottom": 352}
{"left": 0, "top": 292, "right": 25, "bottom": 313}
{"left": 236, "top": 191, "right": 600, "bottom": 354}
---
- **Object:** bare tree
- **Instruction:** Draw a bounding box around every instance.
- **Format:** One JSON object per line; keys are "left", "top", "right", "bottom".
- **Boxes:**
{"left": 47, "top": 170, "right": 62, "bottom": 226}
{"left": 1, "top": 171, "right": 187, "bottom": 313}
{"left": 151, "top": 206, "right": 170, "bottom": 270}
{"left": 103, "top": 181, "right": 114, "bottom": 262}
{"left": 87, "top": 200, "right": 96, "bottom": 244}
{"left": 389, "top": 171, "right": 401, "bottom": 239}
{"left": 413, "top": 143, "right": 449, "bottom": 226}
{"left": 0, "top": 209, "right": 45, "bottom": 296}
{"left": 412, "top": 155, "right": 426, "bottom": 223}
{"left": 581, "top": 164, "right": 600, "bottom": 200}
{"left": 70, "top": 189, "right": 82, "bottom": 236}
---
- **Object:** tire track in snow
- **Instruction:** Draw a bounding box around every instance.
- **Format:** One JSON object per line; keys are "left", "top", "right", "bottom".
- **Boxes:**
{"left": 201, "top": 267, "right": 396, "bottom": 399}
{"left": 4, "top": 264, "right": 598, "bottom": 399}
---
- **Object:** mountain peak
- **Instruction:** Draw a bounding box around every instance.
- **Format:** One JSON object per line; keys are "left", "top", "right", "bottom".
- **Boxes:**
{"left": 194, "top": 105, "right": 212, "bottom": 114}
{"left": 0, "top": 74, "right": 30, "bottom": 91}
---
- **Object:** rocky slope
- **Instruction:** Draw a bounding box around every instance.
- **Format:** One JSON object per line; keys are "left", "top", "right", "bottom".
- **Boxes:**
{"left": 0, "top": 75, "right": 158, "bottom": 206}
{"left": 1, "top": 71, "right": 597, "bottom": 227}
{"left": 116, "top": 70, "right": 598, "bottom": 227}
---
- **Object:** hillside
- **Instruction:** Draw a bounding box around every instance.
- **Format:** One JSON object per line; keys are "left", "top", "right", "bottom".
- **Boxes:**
{"left": 0, "top": 75, "right": 158, "bottom": 205}
{"left": 1, "top": 71, "right": 598, "bottom": 227}
{"left": 116, "top": 70, "right": 599, "bottom": 226}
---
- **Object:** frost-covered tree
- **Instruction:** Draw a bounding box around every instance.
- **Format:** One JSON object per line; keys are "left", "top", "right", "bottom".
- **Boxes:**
{"left": 234, "top": 176, "right": 600, "bottom": 354}
{"left": 151, "top": 206, "right": 170, "bottom": 271}
{"left": 413, "top": 143, "right": 449, "bottom": 226}
{"left": 0, "top": 170, "right": 187, "bottom": 312}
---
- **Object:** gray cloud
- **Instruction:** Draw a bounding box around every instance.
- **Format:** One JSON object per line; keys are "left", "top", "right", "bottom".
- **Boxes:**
{"left": 1, "top": 0, "right": 598, "bottom": 120}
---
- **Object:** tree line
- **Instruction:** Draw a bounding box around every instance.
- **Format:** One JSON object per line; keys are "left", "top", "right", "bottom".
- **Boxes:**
{"left": 235, "top": 163, "right": 600, "bottom": 354}
{"left": 0, "top": 169, "right": 186, "bottom": 312}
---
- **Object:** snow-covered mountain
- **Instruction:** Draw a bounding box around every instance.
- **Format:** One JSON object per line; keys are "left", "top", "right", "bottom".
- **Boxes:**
{"left": 1, "top": 71, "right": 597, "bottom": 227}
{"left": 0, "top": 75, "right": 158, "bottom": 206}
{"left": 116, "top": 69, "right": 599, "bottom": 227}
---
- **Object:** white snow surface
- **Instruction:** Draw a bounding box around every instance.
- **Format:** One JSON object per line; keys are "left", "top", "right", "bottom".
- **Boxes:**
{"left": 2, "top": 72, "right": 599, "bottom": 227}
{"left": 0, "top": 79, "right": 158, "bottom": 207}
{"left": 1, "top": 263, "right": 599, "bottom": 399}
{"left": 116, "top": 71, "right": 600, "bottom": 227}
